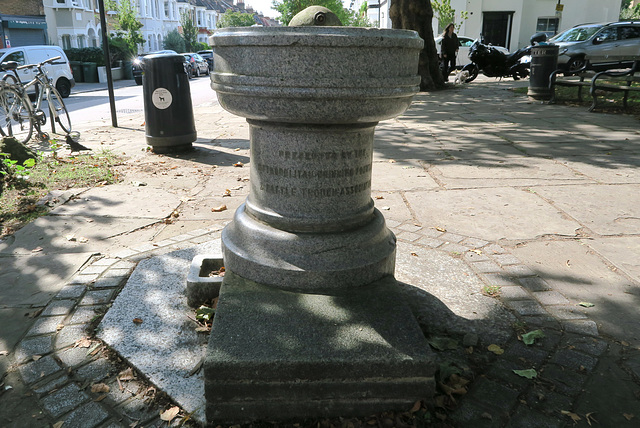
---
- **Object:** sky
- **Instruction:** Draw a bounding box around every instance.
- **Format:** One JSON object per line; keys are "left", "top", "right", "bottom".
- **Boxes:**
{"left": 244, "top": 0, "right": 352, "bottom": 21}
{"left": 244, "top": 0, "right": 279, "bottom": 19}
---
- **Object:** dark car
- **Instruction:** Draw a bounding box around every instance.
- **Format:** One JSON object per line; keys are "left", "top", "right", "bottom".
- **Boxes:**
{"left": 182, "top": 53, "right": 209, "bottom": 77}
{"left": 132, "top": 50, "right": 186, "bottom": 85}
{"left": 197, "top": 49, "right": 214, "bottom": 70}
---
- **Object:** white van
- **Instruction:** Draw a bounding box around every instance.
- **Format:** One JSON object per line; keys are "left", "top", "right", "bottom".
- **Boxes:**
{"left": 0, "top": 45, "right": 75, "bottom": 98}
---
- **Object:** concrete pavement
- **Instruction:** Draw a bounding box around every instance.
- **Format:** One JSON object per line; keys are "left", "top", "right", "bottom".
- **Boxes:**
{"left": 1, "top": 76, "right": 639, "bottom": 427}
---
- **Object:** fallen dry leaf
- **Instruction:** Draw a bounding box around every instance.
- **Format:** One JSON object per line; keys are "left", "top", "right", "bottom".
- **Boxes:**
{"left": 160, "top": 406, "right": 180, "bottom": 422}
{"left": 118, "top": 368, "right": 135, "bottom": 381}
{"left": 32, "top": 355, "right": 42, "bottom": 361}
{"left": 409, "top": 400, "right": 421, "bottom": 413}
{"left": 52, "top": 421, "right": 64, "bottom": 428}
{"left": 410, "top": 252, "right": 418, "bottom": 257}
{"left": 74, "top": 337, "right": 92, "bottom": 348}
{"left": 31, "top": 247, "right": 43, "bottom": 253}
{"left": 623, "top": 413, "right": 634, "bottom": 421}
{"left": 91, "top": 383, "right": 110, "bottom": 393}
{"left": 132, "top": 318, "right": 143, "bottom": 324}
{"left": 436, "top": 226, "right": 446, "bottom": 232}
{"left": 223, "top": 189, "right": 232, "bottom": 197}
{"left": 211, "top": 205, "right": 227, "bottom": 212}
{"left": 561, "top": 410, "right": 581, "bottom": 424}
{"left": 233, "top": 162, "right": 244, "bottom": 167}
{"left": 375, "top": 195, "right": 384, "bottom": 200}
{"left": 586, "top": 412, "right": 598, "bottom": 426}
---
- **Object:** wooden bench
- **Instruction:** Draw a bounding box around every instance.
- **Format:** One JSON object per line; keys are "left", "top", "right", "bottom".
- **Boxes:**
{"left": 548, "top": 62, "right": 596, "bottom": 104}
{"left": 589, "top": 60, "right": 640, "bottom": 111}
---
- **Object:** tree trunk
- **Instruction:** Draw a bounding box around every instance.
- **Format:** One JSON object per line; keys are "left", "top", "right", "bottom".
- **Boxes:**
{"left": 390, "top": 0, "right": 444, "bottom": 91}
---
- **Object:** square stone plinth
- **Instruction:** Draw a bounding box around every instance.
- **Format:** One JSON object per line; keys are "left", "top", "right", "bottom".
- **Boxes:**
{"left": 205, "top": 273, "right": 435, "bottom": 423}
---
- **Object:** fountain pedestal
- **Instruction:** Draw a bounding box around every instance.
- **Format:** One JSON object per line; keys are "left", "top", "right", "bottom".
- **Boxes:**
{"left": 205, "top": 26, "right": 434, "bottom": 422}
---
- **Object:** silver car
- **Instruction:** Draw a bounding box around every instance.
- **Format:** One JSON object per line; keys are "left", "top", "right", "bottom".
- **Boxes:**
{"left": 550, "top": 21, "right": 640, "bottom": 72}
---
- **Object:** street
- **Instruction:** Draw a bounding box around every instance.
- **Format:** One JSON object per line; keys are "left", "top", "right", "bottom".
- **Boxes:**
{"left": 65, "top": 75, "right": 218, "bottom": 132}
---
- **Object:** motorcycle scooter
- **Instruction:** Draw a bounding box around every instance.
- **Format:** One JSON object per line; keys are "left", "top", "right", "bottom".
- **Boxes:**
{"left": 461, "top": 33, "right": 547, "bottom": 82}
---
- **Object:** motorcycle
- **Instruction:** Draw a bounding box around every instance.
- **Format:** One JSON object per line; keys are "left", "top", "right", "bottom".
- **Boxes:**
{"left": 461, "top": 33, "right": 547, "bottom": 82}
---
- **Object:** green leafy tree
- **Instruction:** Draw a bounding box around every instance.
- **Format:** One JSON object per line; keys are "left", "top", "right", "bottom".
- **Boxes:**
{"left": 216, "top": 10, "right": 257, "bottom": 28}
{"left": 432, "top": 0, "right": 467, "bottom": 33}
{"left": 620, "top": 2, "right": 640, "bottom": 19}
{"left": 272, "top": 0, "right": 362, "bottom": 26}
{"left": 105, "top": 0, "right": 144, "bottom": 55}
{"left": 164, "top": 29, "right": 186, "bottom": 52}
{"left": 180, "top": 11, "right": 199, "bottom": 52}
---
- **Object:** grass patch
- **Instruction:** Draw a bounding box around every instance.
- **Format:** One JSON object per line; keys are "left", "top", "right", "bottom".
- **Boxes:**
{"left": 0, "top": 150, "right": 123, "bottom": 236}
{"left": 512, "top": 83, "right": 640, "bottom": 117}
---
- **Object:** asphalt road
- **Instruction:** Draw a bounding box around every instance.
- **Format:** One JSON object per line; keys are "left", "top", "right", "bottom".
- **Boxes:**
{"left": 65, "top": 76, "right": 218, "bottom": 132}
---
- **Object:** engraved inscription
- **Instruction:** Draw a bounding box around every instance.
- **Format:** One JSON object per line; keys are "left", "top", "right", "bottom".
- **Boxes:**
{"left": 256, "top": 163, "right": 371, "bottom": 179}
{"left": 261, "top": 180, "right": 372, "bottom": 197}
{"left": 277, "top": 149, "right": 368, "bottom": 161}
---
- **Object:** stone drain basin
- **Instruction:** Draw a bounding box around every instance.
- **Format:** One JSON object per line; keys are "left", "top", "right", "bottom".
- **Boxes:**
{"left": 186, "top": 255, "right": 224, "bottom": 308}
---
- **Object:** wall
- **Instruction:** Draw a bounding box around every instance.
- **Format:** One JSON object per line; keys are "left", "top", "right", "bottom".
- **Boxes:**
{"left": 439, "top": 0, "right": 622, "bottom": 51}
{"left": 0, "top": 0, "right": 44, "bottom": 15}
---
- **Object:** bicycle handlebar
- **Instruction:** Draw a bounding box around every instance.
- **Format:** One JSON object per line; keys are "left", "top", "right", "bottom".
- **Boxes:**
{"left": 16, "top": 56, "right": 62, "bottom": 71}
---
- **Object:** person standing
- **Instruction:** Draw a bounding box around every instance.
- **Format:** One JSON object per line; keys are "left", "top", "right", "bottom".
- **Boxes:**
{"left": 441, "top": 23, "right": 459, "bottom": 82}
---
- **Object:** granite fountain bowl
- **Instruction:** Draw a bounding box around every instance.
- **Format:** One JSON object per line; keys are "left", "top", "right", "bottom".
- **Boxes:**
{"left": 209, "top": 26, "right": 424, "bottom": 124}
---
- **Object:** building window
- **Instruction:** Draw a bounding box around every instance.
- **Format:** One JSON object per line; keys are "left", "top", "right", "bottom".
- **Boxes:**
{"left": 5, "top": 51, "right": 25, "bottom": 66}
{"left": 536, "top": 17, "right": 559, "bottom": 37}
{"left": 62, "top": 35, "right": 71, "bottom": 49}
{"left": 77, "top": 35, "right": 86, "bottom": 48}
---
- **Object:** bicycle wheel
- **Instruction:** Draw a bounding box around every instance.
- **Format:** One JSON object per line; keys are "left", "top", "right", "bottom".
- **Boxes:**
{"left": 47, "top": 86, "right": 71, "bottom": 134}
{"left": 0, "top": 86, "right": 34, "bottom": 144}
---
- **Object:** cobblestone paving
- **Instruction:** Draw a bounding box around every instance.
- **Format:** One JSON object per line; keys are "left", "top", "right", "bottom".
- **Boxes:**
{"left": 4, "top": 218, "right": 639, "bottom": 427}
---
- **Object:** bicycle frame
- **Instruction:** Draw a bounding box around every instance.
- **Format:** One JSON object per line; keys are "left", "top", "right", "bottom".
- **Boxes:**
{"left": 16, "top": 61, "right": 63, "bottom": 135}
{"left": 2, "top": 56, "right": 71, "bottom": 138}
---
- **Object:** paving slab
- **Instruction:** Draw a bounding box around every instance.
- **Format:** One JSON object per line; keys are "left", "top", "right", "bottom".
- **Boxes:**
{"left": 0, "top": 252, "right": 93, "bottom": 307}
{"left": 585, "top": 236, "right": 640, "bottom": 283}
{"left": 535, "top": 184, "right": 640, "bottom": 235}
{"left": 556, "top": 155, "right": 640, "bottom": 184}
{"left": 427, "top": 157, "right": 591, "bottom": 188}
{"left": 404, "top": 187, "right": 581, "bottom": 242}
{"left": 50, "top": 184, "right": 182, "bottom": 218}
{"left": 371, "top": 161, "right": 439, "bottom": 191}
{"left": 395, "top": 241, "right": 515, "bottom": 341}
{"left": 510, "top": 240, "right": 640, "bottom": 346}
{"left": 98, "top": 240, "right": 222, "bottom": 424}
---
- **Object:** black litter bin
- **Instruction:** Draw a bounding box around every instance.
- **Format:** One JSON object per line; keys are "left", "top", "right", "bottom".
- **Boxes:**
{"left": 528, "top": 44, "right": 559, "bottom": 100}
{"left": 142, "top": 53, "right": 196, "bottom": 152}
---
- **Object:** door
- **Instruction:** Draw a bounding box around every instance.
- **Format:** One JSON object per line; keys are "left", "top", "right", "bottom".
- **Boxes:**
{"left": 585, "top": 27, "right": 619, "bottom": 64}
{"left": 617, "top": 25, "right": 640, "bottom": 61}
{"left": 482, "top": 12, "right": 513, "bottom": 49}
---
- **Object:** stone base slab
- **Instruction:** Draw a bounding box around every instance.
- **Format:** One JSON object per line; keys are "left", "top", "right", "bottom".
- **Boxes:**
{"left": 205, "top": 272, "right": 435, "bottom": 423}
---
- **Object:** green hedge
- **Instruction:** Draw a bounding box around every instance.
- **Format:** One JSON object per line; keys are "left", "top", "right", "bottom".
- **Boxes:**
{"left": 63, "top": 47, "right": 106, "bottom": 66}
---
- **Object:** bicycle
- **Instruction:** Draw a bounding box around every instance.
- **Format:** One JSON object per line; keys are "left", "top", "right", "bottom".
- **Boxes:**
{"left": 0, "top": 56, "right": 72, "bottom": 144}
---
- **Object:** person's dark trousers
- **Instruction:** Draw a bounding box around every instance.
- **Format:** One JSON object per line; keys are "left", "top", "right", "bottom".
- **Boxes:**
{"left": 441, "top": 56, "right": 456, "bottom": 81}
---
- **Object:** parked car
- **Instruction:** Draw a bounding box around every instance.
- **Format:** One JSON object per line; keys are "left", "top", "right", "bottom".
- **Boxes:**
{"left": 550, "top": 21, "right": 640, "bottom": 72}
{"left": 182, "top": 53, "right": 209, "bottom": 77}
{"left": 0, "top": 45, "right": 75, "bottom": 98}
{"left": 132, "top": 50, "right": 188, "bottom": 85}
{"left": 197, "top": 50, "right": 214, "bottom": 70}
{"left": 435, "top": 35, "right": 509, "bottom": 68}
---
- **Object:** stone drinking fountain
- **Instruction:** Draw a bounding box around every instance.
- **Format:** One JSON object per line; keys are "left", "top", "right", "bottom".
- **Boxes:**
{"left": 202, "top": 9, "right": 435, "bottom": 423}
